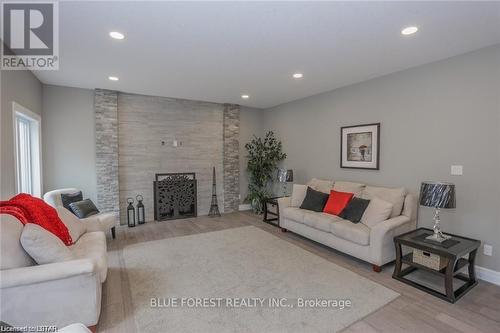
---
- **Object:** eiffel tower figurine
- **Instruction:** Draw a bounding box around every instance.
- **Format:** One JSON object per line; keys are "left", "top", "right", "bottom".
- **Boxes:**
{"left": 208, "top": 167, "right": 221, "bottom": 217}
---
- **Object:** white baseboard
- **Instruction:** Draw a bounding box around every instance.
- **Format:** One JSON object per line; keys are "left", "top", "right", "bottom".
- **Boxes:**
{"left": 476, "top": 266, "right": 500, "bottom": 286}
{"left": 238, "top": 204, "right": 252, "bottom": 211}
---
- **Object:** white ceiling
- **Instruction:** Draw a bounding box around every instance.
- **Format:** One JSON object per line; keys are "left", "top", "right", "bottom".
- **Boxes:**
{"left": 34, "top": 1, "right": 500, "bottom": 109}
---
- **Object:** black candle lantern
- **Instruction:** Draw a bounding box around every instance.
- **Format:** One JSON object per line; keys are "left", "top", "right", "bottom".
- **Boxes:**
{"left": 127, "top": 197, "right": 135, "bottom": 227}
{"left": 136, "top": 194, "right": 145, "bottom": 225}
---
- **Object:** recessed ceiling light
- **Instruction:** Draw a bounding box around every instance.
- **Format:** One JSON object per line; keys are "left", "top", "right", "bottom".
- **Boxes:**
{"left": 401, "top": 26, "right": 418, "bottom": 35}
{"left": 241, "top": 94, "right": 249, "bottom": 99}
{"left": 108, "top": 76, "right": 119, "bottom": 81}
{"left": 109, "top": 31, "right": 125, "bottom": 40}
{"left": 293, "top": 73, "right": 303, "bottom": 79}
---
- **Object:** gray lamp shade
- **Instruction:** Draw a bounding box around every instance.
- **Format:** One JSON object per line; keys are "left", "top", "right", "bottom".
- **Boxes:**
{"left": 277, "top": 169, "right": 294, "bottom": 183}
{"left": 419, "top": 182, "right": 456, "bottom": 209}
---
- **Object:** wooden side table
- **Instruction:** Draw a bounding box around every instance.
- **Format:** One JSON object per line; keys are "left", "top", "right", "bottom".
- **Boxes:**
{"left": 393, "top": 228, "right": 480, "bottom": 303}
{"left": 263, "top": 197, "right": 282, "bottom": 227}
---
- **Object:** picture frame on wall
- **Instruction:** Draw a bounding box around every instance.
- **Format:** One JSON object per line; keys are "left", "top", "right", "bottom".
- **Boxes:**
{"left": 341, "top": 123, "right": 380, "bottom": 170}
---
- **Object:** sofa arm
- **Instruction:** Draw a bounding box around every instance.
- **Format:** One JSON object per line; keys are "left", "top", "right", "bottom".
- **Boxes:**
{"left": 80, "top": 215, "right": 102, "bottom": 232}
{"left": 277, "top": 197, "right": 291, "bottom": 226}
{"left": 0, "top": 258, "right": 96, "bottom": 289}
{"left": 369, "top": 215, "right": 416, "bottom": 266}
{"left": 81, "top": 212, "right": 117, "bottom": 233}
{"left": 0, "top": 259, "right": 101, "bottom": 327}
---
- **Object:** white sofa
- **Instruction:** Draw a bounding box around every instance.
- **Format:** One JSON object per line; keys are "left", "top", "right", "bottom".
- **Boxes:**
{"left": 278, "top": 179, "right": 417, "bottom": 271}
{"left": 44, "top": 188, "right": 117, "bottom": 239}
{"left": 0, "top": 213, "right": 107, "bottom": 328}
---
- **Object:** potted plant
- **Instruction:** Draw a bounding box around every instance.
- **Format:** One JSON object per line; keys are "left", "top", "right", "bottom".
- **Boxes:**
{"left": 244, "top": 131, "right": 286, "bottom": 213}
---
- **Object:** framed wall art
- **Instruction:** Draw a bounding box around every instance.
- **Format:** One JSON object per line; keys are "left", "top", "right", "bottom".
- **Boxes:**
{"left": 340, "top": 123, "right": 380, "bottom": 170}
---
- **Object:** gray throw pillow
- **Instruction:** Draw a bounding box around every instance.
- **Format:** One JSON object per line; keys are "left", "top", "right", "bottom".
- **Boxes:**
{"left": 69, "top": 199, "right": 100, "bottom": 219}
{"left": 339, "top": 197, "right": 370, "bottom": 223}
{"left": 300, "top": 187, "right": 329, "bottom": 212}
{"left": 60, "top": 191, "right": 83, "bottom": 215}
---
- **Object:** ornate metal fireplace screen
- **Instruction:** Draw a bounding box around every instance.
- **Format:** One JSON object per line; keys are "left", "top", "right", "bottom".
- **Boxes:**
{"left": 154, "top": 173, "right": 197, "bottom": 221}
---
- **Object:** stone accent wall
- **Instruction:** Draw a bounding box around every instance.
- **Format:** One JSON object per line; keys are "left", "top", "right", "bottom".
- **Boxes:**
{"left": 223, "top": 104, "right": 240, "bottom": 212}
{"left": 118, "top": 93, "right": 224, "bottom": 223}
{"left": 94, "top": 89, "right": 119, "bottom": 219}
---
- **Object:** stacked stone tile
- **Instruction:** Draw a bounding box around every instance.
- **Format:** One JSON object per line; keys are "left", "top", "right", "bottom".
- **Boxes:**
{"left": 95, "top": 89, "right": 120, "bottom": 220}
{"left": 223, "top": 104, "right": 240, "bottom": 213}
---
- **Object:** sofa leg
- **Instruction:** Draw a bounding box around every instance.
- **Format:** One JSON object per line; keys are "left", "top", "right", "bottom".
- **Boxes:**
{"left": 280, "top": 228, "right": 287, "bottom": 232}
{"left": 111, "top": 226, "right": 116, "bottom": 239}
{"left": 87, "top": 325, "right": 97, "bottom": 333}
{"left": 372, "top": 264, "right": 382, "bottom": 273}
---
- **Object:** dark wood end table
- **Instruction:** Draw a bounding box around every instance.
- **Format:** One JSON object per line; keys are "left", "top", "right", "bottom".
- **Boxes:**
{"left": 263, "top": 197, "right": 284, "bottom": 227}
{"left": 393, "top": 227, "right": 480, "bottom": 303}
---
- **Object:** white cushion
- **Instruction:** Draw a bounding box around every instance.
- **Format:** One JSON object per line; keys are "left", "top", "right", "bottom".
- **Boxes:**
{"left": 70, "top": 231, "right": 108, "bottom": 282}
{"left": 361, "top": 197, "right": 393, "bottom": 228}
{"left": 20, "top": 224, "right": 74, "bottom": 265}
{"left": 306, "top": 178, "right": 334, "bottom": 194}
{"left": 333, "top": 181, "right": 365, "bottom": 197}
{"left": 283, "top": 207, "right": 306, "bottom": 222}
{"left": 56, "top": 207, "right": 86, "bottom": 242}
{"left": 82, "top": 212, "right": 116, "bottom": 232}
{"left": 0, "top": 215, "right": 35, "bottom": 269}
{"left": 362, "top": 186, "right": 407, "bottom": 218}
{"left": 58, "top": 324, "right": 92, "bottom": 333}
{"left": 330, "top": 219, "right": 371, "bottom": 245}
{"left": 290, "top": 184, "right": 308, "bottom": 207}
{"left": 303, "top": 212, "right": 342, "bottom": 233}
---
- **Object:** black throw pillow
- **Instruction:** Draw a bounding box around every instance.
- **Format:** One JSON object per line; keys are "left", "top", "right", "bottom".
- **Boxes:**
{"left": 300, "top": 187, "right": 329, "bottom": 212}
{"left": 69, "top": 199, "right": 100, "bottom": 219}
{"left": 339, "top": 197, "right": 371, "bottom": 223}
{"left": 61, "top": 191, "right": 83, "bottom": 214}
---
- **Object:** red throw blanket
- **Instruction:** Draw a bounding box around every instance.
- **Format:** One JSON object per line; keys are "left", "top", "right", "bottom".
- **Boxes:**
{"left": 0, "top": 193, "right": 72, "bottom": 245}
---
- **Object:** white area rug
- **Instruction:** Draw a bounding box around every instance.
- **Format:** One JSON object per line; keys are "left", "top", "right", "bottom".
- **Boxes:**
{"left": 123, "top": 226, "right": 398, "bottom": 332}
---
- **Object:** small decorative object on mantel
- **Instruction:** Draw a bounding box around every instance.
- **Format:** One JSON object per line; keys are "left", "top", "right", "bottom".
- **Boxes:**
{"left": 127, "top": 197, "right": 136, "bottom": 228}
{"left": 341, "top": 123, "right": 380, "bottom": 170}
{"left": 277, "top": 168, "right": 294, "bottom": 196}
{"left": 208, "top": 167, "right": 221, "bottom": 217}
{"left": 136, "top": 194, "right": 145, "bottom": 224}
{"left": 419, "top": 181, "right": 456, "bottom": 244}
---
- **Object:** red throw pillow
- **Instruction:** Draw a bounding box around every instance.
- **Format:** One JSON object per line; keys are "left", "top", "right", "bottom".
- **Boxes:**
{"left": 323, "top": 190, "right": 354, "bottom": 216}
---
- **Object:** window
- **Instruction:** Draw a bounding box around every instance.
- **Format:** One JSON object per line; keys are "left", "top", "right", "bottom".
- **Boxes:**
{"left": 13, "top": 102, "right": 42, "bottom": 197}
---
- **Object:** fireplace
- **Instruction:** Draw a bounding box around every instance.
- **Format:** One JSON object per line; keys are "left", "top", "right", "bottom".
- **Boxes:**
{"left": 154, "top": 173, "right": 197, "bottom": 221}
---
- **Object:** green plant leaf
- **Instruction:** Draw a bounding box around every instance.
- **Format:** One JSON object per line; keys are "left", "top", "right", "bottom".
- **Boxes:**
{"left": 245, "top": 131, "right": 286, "bottom": 213}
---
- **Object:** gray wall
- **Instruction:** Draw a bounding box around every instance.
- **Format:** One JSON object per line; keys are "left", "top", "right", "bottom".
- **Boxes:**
{"left": 239, "top": 106, "right": 264, "bottom": 204}
{"left": 42, "top": 85, "right": 97, "bottom": 202}
{"left": 263, "top": 45, "right": 500, "bottom": 271}
{"left": 1, "top": 70, "right": 43, "bottom": 200}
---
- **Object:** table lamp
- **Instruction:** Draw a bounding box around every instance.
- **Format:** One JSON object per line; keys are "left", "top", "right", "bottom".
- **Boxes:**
{"left": 419, "top": 181, "right": 456, "bottom": 242}
{"left": 277, "top": 169, "right": 294, "bottom": 196}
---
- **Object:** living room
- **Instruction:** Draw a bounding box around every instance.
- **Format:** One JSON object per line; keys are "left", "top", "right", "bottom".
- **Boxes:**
{"left": 1, "top": 1, "right": 499, "bottom": 332}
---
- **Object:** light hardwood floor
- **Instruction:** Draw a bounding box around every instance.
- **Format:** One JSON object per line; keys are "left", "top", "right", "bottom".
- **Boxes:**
{"left": 98, "top": 212, "right": 500, "bottom": 333}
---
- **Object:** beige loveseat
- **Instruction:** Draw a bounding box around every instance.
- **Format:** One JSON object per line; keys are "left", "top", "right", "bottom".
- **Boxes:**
{"left": 0, "top": 213, "right": 107, "bottom": 328}
{"left": 278, "top": 179, "right": 417, "bottom": 271}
